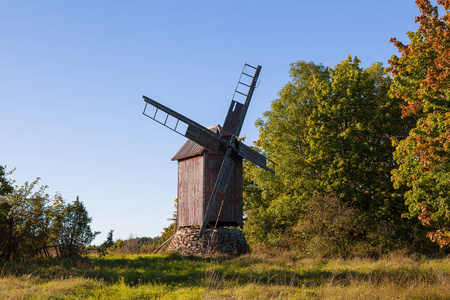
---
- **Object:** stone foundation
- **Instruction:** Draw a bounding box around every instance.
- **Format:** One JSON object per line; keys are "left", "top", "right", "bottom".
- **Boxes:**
{"left": 168, "top": 227, "right": 250, "bottom": 255}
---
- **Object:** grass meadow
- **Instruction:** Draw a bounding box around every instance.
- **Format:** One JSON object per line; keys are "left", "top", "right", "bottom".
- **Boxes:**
{"left": 1, "top": 250, "right": 450, "bottom": 299}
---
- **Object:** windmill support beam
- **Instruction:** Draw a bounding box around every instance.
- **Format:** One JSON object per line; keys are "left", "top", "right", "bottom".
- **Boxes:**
{"left": 199, "top": 145, "right": 236, "bottom": 238}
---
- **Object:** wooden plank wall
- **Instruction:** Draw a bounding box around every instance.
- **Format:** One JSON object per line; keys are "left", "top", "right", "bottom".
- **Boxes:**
{"left": 177, "top": 152, "right": 243, "bottom": 229}
{"left": 203, "top": 152, "right": 243, "bottom": 227}
{"left": 177, "top": 156, "right": 204, "bottom": 228}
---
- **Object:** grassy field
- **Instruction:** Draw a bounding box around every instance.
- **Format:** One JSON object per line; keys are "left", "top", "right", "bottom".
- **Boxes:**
{"left": 1, "top": 250, "right": 450, "bottom": 299}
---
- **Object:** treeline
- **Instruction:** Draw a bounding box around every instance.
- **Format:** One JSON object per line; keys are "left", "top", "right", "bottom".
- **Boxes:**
{"left": 243, "top": 0, "right": 449, "bottom": 256}
{"left": 98, "top": 234, "right": 162, "bottom": 255}
{"left": 0, "top": 166, "right": 98, "bottom": 260}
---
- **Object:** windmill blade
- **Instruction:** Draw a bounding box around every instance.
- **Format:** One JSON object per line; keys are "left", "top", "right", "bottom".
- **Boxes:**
{"left": 237, "top": 142, "right": 274, "bottom": 173}
{"left": 223, "top": 64, "right": 261, "bottom": 136}
{"left": 142, "top": 96, "right": 224, "bottom": 151}
{"left": 199, "top": 148, "right": 236, "bottom": 238}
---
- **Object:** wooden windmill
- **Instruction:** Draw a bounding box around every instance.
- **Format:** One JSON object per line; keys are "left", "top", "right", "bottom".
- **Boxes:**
{"left": 142, "top": 63, "right": 274, "bottom": 238}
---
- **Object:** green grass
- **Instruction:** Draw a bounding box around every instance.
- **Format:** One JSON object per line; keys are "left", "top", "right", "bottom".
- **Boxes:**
{"left": 1, "top": 251, "right": 450, "bottom": 299}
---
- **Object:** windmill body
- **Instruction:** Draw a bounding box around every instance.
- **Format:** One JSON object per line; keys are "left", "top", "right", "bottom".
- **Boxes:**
{"left": 172, "top": 125, "right": 243, "bottom": 229}
{"left": 142, "top": 63, "right": 273, "bottom": 249}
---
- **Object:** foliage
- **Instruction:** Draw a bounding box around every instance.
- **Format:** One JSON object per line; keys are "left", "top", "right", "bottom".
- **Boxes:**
{"left": 244, "top": 61, "right": 329, "bottom": 249}
{"left": 109, "top": 235, "right": 162, "bottom": 255}
{"left": 0, "top": 178, "right": 53, "bottom": 259}
{"left": 0, "top": 170, "right": 98, "bottom": 259}
{"left": 136, "top": 236, "right": 162, "bottom": 253}
{"left": 0, "top": 165, "right": 13, "bottom": 197}
{"left": 244, "top": 56, "right": 423, "bottom": 254}
{"left": 2, "top": 252, "right": 450, "bottom": 299}
{"left": 294, "top": 191, "right": 360, "bottom": 257}
{"left": 157, "top": 198, "right": 177, "bottom": 248}
{"left": 389, "top": 0, "right": 450, "bottom": 247}
{"left": 53, "top": 196, "right": 99, "bottom": 257}
{"left": 160, "top": 223, "right": 175, "bottom": 244}
{"left": 98, "top": 229, "right": 115, "bottom": 256}
{"left": 0, "top": 166, "right": 13, "bottom": 259}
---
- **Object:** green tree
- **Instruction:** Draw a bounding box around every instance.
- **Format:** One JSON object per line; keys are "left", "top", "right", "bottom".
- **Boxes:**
{"left": 0, "top": 168, "right": 100, "bottom": 259}
{"left": 98, "top": 229, "right": 114, "bottom": 256}
{"left": 245, "top": 56, "right": 417, "bottom": 253}
{"left": 0, "top": 178, "right": 52, "bottom": 259}
{"left": 54, "top": 196, "right": 99, "bottom": 257}
{"left": 389, "top": 0, "right": 450, "bottom": 247}
{"left": 0, "top": 165, "right": 13, "bottom": 258}
{"left": 306, "top": 58, "right": 408, "bottom": 231}
{"left": 244, "top": 61, "right": 328, "bottom": 248}
{"left": 0, "top": 165, "right": 13, "bottom": 196}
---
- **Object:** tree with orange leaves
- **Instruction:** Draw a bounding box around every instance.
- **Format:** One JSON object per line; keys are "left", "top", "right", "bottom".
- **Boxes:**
{"left": 389, "top": 0, "right": 450, "bottom": 247}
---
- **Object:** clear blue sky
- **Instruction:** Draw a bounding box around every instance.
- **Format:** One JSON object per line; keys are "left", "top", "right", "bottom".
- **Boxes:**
{"left": 1, "top": 1, "right": 426, "bottom": 244}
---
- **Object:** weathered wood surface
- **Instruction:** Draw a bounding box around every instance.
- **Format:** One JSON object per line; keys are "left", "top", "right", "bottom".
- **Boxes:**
{"left": 176, "top": 152, "right": 243, "bottom": 229}
{"left": 177, "top": 156, "right": 204, "bottom": 228}
{"left": 203, "top": 152, "right": 243, "bottom": 228}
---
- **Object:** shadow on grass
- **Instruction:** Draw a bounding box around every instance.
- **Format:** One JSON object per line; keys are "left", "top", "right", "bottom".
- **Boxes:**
{"left": 1, "top": 254, "right": 447, "bottom": 288}
{"left": 1, "top": 254, "right": 219, "bottom": 287}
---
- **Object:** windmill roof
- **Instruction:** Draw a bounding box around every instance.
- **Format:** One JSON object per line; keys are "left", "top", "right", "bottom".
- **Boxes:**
{"left": 171, "top": 125, "right": 230, "bottom": 161}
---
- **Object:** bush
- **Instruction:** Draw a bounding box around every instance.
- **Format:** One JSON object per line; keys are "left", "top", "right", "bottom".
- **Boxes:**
{"left": 295, "top": 192, "right": 359, "bottom": 257}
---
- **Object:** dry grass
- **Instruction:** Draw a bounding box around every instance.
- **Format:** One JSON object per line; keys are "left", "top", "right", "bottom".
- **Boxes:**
{"left": 1, "top": 251, "right": 450, "bottom": 299}
{"left": 0, "top": 276, "right": 100, "bottom": 299}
